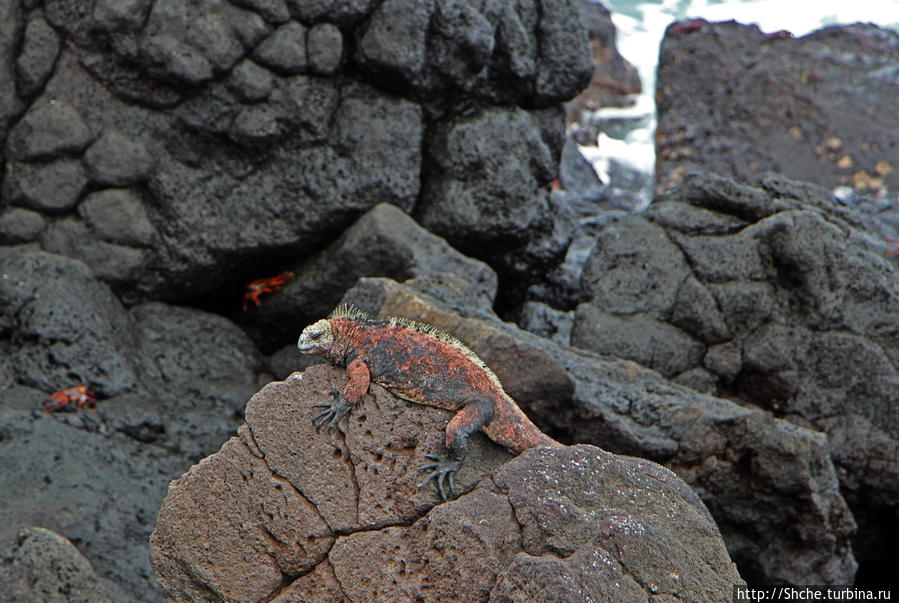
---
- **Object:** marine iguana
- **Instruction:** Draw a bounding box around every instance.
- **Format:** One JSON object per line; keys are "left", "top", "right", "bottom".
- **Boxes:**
{"left": 297, "top": 304, "right": 559, "bottom": 499}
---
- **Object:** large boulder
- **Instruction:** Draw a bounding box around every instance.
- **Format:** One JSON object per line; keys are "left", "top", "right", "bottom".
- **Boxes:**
{"left": 0, "top": 0, "right": 592, "bottom": 307}
{"left": 655, "top": 20, "right": 899, "bottom": 196}
{"left": 417, "top": 107, "right": 566, "bottom": 300}
{"left": 150, "top": 364, "right": 742, "bottom": 601}
{"left": 354, "top": 0, "right": 592, "bottom": 106}
{"left": 572, "top": 171, "right": 898, "bottom": 583}
{"left": 0, "top": 250, "right": 139, "bottom": 396}
{"left": 342, "top": 277, "right": 858, "bottom": 586}
{"left": 0, "top": 3, "right": 596, "bottom": 594}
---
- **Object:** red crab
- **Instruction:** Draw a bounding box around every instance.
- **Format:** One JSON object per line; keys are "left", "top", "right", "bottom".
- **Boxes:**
{"left": 669, "top": 19, "right": 706, "bottom": 36}
{"left": 886, "top": 237, "right": 899, "bottom": 255}
{"left": 243, "top": 270, "right": 294, "bottom": 310}
{"left": 43, "top": 385, "right": 95, "bottom": 413}
{"left": 765, "top": 30, "right": 794, "bottom": 41}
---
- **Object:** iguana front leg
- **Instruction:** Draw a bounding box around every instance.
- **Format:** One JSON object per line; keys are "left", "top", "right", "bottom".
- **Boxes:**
{"left": 419, "top": 399, "right": 494, "bottom": 500}
{"left": 313, "top": 358, "right": 370, "bottom": 432}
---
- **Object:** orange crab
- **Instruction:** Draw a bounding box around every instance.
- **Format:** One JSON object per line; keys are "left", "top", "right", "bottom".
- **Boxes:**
{"left": 243, "top": 270, "right": 294, "bottom": 310}
{"left": 43, "top": 385, "right": 95, "bottom": 413}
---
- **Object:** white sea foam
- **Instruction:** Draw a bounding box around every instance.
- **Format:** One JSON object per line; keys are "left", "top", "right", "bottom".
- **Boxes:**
{"left": 581, "top": 0, "right": 899, "bottom": 198}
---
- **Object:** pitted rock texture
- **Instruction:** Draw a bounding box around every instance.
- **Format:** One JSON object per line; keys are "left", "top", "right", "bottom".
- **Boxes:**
{"left": 417, "top": 107, "right": 566, "bottom": 297}
{"left": 342, "top": 276, "right": 858, "bottom": 586}
{"left": 0, "top": 0, "right": 592, "bottom": 305}
{"left": 0, "top": 2, "right": 598, "bottom": 598}
{"left": 150, "top": 364, "right": 742, "bottom": 601}
{"left": 572, "top": 171, "right": 898, "bottom": 584}
{"left": 655, "top": 20, "right": 899, "bottom": 196}
{"left": 0, "top": 527, "right": 113, "bottom": 602}
{"left": 0, "top": 250, "right": 139, "bottom": 396}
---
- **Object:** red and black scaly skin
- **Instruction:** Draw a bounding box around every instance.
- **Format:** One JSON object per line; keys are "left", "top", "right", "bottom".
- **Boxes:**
{"left": 297, "top": 305, "right": 559, "bottom": 499}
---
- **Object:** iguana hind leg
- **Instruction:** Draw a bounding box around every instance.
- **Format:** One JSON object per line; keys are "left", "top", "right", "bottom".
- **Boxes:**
{"left": 419, "top": 398, "right": 494, "bottom": 500}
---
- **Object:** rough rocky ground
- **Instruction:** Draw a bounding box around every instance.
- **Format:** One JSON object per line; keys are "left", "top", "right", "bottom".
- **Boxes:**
{"left": 655, "top": 20, "right": 899, "bottom": 199}
{"left": 2, "top": 0, "right": 898, "bottom": 598}
{"left": 649, "top": 22, "right": 899, "bottom": 580}
{"left": 150, "top": 364, "right": 743, "bottom": 601}
{"left": 566, "top": 171, "right": 898, "bottom": 584}
{"left": 0, "top": 0, "right": 592, "bottom": 312}
{"left": 0, "top": 527, "right": 112, "bottom": 602}
{"left": 1, "top": 0, "right": 593, "bottom": 596}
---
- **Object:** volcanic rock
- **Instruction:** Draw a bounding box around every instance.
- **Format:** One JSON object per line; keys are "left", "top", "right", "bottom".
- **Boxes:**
{"left": 0, "top": 527, "right": 113, "bottom": 602}
{"left": 656, "top": 20, "right": 899, "bottom": 196}
{"left": 150, "top": 364, "right": 742, "bottom": 601}
{"left": 343, "top": 277, "right": 858, "bottom": 586}
{"left": 573, "top": 171, "right": 899, "bottom": 583}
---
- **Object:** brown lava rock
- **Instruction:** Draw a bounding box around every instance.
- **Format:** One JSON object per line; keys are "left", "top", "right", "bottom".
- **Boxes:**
{"left": 150, "top": 364, "right": 742, "bottom": 601}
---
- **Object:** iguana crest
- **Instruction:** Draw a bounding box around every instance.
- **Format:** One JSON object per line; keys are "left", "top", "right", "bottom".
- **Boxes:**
{"left": 327, "top": 303, "right": 505, "bottom": 395}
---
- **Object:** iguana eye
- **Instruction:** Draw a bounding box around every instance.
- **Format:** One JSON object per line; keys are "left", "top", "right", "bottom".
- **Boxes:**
{"left": 310, "top": 331, "right": 321, "bottom": 340}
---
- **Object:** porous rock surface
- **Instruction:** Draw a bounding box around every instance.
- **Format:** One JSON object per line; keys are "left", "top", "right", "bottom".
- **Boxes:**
{"left": 0, "top": 196, "right": 544, "bottom": 599}
{"left": 150, "top": 364, "right": 742, "bottom": 601}
{"left": 0, "top": 0, "right": 592, "bottom": 303}
{"left": 8, "top": 0, "right": 889, "bottom": 596}
{"left": 570, "top": 171, "right": 898, "bottom": 583}
{"left": 655, "top": 20, "right": 899, "bottom": 196}
{"left": 0, "top": 526, "right": 112, "bottom": 603}
{"left": 343, "top": 277, "right": 857, "bottom": 586}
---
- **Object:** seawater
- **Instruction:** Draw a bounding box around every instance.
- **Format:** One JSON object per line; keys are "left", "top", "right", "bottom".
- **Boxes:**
{"left": 580, "top": 0, "right": 899, "bottom": 204}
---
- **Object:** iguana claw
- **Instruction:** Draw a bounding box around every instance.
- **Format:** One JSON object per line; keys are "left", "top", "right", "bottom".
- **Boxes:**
{"left": 312, "top": 387, "right": 352, "bottom": 432}
{"left": 418, "top": 453, "right": 462, "bottom": 501}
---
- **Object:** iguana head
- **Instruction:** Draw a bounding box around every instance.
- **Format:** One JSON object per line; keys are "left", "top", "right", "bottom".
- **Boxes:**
{"left": 297, "top": 319, "right": 334, "bottom": 356}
